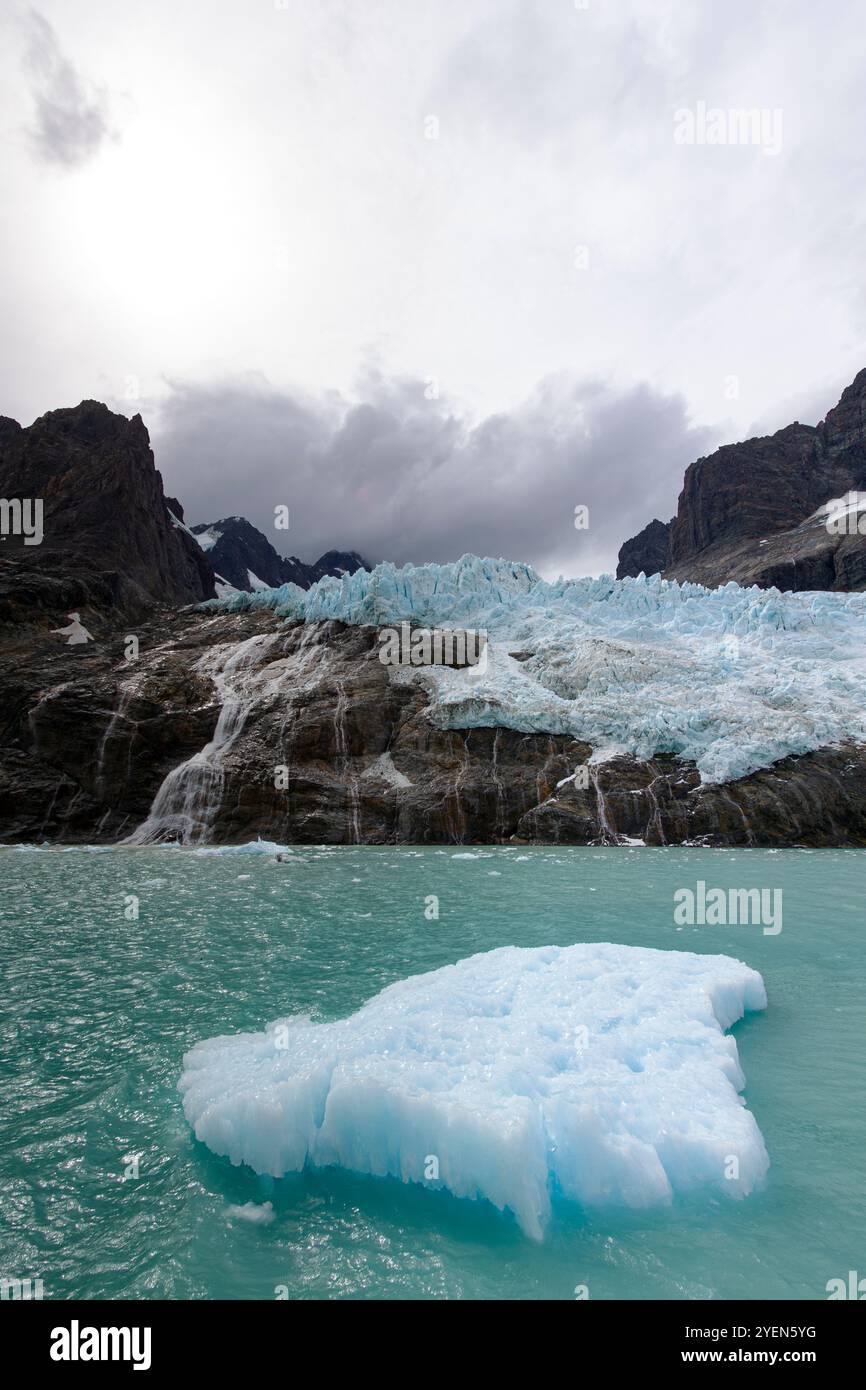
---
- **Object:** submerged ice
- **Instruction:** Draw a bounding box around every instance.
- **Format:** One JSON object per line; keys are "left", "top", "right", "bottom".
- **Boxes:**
{"left": 179, "top": 943, "right": 769, "bottom": 1238}
{"left": 204, "top": 554, "right": 866, "bottom": 783}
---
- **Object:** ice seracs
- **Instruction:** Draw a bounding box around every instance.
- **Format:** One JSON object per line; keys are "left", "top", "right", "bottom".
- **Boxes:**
{"left": 179, "top": 942, "right": 769, "bottom": 1239}
{"left": 204, "top": 554, "right": 866, "bottom": 784}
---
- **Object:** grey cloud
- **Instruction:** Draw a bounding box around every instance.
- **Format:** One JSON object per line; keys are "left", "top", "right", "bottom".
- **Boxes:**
{"left": 23, "top": 8, "right": 116, "bottom": 167}
{"left": 149, "top": 371, "right": 717, "bottom": 579}
{"left": 746, "top": 373, "right": 854, "bottom": 438}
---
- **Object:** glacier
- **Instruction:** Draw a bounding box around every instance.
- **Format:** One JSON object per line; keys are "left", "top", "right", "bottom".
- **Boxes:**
{"left": 178, "top": 942, "right": 768, "bottom": 1240}
{"left": 201, "top": 554, "right": 866, "bottom": 784}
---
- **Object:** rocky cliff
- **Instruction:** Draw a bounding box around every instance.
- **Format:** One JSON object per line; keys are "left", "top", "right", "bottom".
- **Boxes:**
{"left": 0, "top": 401, "right": 215, "bottom": 624}
{"left": 5, "top": 395, "right": 866, "bottom": 849}
{"left": 3, "top": 604, "right": 865, "bottom": 847}
{"left": 617, "top": 368, "right": 866, "bottom": 590}
{"left": 615, "top": 517, "right": 673, "bottom": 581}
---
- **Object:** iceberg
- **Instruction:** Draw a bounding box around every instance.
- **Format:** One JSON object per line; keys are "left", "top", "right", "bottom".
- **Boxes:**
{"left": 201, "top": 555, "right": 866, "bottom": 783}
{"left": 179, "top": 943, "right": 769, "bottom": 1239}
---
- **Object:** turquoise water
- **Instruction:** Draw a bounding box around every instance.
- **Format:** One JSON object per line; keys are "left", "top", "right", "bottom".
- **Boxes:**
{"left": 1, "top": 843, "right": 864, "bottom": 1301}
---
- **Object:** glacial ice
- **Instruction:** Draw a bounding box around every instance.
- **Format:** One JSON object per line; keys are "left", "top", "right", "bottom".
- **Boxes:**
{"left": 203, "top": 554, "right": 866, "bottom": 783}
{"left": 179, "top": 942, "right": 769, "bottom": 1239}
{"left": 225, "top": 1201, "right": 275, "bottom": 1225}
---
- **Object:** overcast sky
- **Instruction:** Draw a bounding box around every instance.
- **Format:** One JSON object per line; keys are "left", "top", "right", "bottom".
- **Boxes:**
{"left": 1, "top": 0, "right": 864, "bottom": 575}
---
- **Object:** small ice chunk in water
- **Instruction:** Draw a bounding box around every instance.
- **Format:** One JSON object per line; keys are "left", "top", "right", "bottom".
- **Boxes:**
{"left": 225, "top": 1201, "right": 275, "bottom": 1225}
{"left": 180, "top": 943, "right": 768, "bottom": 1240}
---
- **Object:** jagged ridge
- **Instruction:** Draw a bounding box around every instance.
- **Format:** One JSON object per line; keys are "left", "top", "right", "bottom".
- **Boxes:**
{"left": 190, "top": 515, "right": 368, "bottom": 593}
{"left": 617, "top": 367, "right": 866, "bottom": 590}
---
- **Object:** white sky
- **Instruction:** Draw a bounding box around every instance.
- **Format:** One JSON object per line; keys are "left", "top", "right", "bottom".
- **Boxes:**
{"left": 1, "top": 0, "right": 865, "bottom": 574}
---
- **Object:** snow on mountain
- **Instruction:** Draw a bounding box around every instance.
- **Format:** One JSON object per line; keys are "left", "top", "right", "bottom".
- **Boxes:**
{"left": 188, "top": 516, "right": 369, "bottom": 593}
{"left": 195, "top": 528, "right": 222, "bottom": 552}
{"left": 179, "top": 942, "right": 768, "bottom": 1239}
{"left": 203, "top": 554, "right": 866, "bottom": 784}
{"left": 167, "top": 507, "right": 204, "bottom": 542}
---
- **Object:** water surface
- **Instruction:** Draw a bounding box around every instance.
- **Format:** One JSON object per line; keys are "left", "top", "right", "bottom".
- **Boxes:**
{"left": 1, "top": 844, "right": 863, "bottom": 1300}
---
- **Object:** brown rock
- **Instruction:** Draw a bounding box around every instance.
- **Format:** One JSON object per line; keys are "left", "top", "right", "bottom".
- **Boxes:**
{"left": 617, "top": 368, "right": 866, "bottom": 591}
{"left": 3, "top": 609, "right": 866, "bottom": 847}
{"left": 0, "top": 400, "right": 215, "bottom": 625}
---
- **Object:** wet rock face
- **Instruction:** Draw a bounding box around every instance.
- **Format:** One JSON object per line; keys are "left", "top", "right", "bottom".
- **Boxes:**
{"left": 616, "top": 517, "right": 673, "bottom": 579}
{"left": 2, "top": 611, "right": 866, "bottom": 847}
{"left": 617, "top": 368, "right": 866, "bottom": 591}
{"left": 0, "top": 400, "right": 215, "bottom": 622}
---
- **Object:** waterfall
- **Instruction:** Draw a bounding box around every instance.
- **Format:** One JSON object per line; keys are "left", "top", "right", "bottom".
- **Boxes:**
{"left": 126, "top": 633, "right": 280, "bottom": 845}
{"left": 334, "top": 679, "right": 361, "bottom": 844}
{"left": 644, "top": 776, "right": 667, "bottom": 845}
{"left": 491, "top": 728, "right": 506, "bottom": 840}
{"left": 446, "top": 732, "right": 472, "bottom": 843}
{"left": 96, "top": 684, "right": 137, "bottom": 800}
{"left": 589, "top": 765, "right": 621, "bottom": 845}
{"left": 719, "top": 789, "right": 757, "bottom": 847}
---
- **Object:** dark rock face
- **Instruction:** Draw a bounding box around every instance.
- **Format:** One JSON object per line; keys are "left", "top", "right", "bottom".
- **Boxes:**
{"left": 279, "top": 549, "right": 369, "bottom": 589}
{"left": 618, "top": 368, "right": 866, "bottom": 591}
{"left": 657, "top": 510, "right": 866, "bottom": 592}
{"left": 190, "top": 516, "right": 368, "bottom": 592}
{"left": 3, "top": 609, "right": 865, "bottom": 847}
{"left": 0, "top": 401, "right": 215, "bottom": 624}
{"left": 191, "top": 515, "right": 293, "bottom": 590}
{"left": 823, "top": 367, "right": 866, "bottom": 458}
{"left": 667, "top": 424, "right": 832, "bottom": 565}
{"left": 616, "top": 517, "right": 672, "bottom": 579}
{"left": 314, "top": 550, "right": 368, "bottom": 578}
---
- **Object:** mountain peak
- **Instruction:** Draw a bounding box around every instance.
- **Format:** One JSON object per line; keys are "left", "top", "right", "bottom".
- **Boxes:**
{"left": 616, "top": 367, "right": 866, "bottom": 592}
{"left": 0, "top": 400, "right": 215, "bottom": 620}
{"left": 190, "top": 516, "right": 369, "bottom": 592}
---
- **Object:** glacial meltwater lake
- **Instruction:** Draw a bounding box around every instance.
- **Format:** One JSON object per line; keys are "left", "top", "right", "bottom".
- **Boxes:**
{"left": 1, "top": 843, "right": 864, "bottom": 1301}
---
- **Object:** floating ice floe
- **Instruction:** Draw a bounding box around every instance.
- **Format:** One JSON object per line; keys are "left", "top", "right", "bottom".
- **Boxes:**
{"left": 203, "top": 554, "right": 866, "bottom": 783}
{"left": 192, "top": 839, "right": 293, "bottom": 857}
{"left": 179, "top": 942, "right": 769, "bottom": 1239}
{"left": 224, "top": 1201, "right": 275, "bottom": 1225}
